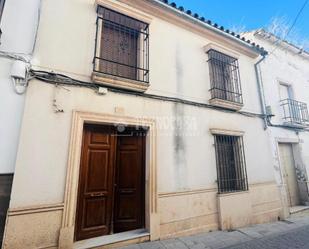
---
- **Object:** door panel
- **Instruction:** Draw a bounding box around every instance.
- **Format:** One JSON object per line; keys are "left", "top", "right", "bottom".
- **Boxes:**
{"left": 86, "top": 150, "right": 109, "bottom": 191}
{"left": 279, "top": 143, "right": 300, "bottom": 207}
{"left": 83, "top": 197, "right": 107, "bottom": 228}
{"left": 75, "top": 125, "right": 116, "bottom": 241}
{"left": 113, "top": 130, "right": 145, "bottom": 233}
{"left": 75, "top": 125, "right": 145, "bottom": 241}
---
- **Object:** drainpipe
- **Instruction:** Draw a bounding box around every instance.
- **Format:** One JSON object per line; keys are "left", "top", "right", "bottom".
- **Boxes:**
{"left": 254, "top": 53, "right": 268, "bottom": 130}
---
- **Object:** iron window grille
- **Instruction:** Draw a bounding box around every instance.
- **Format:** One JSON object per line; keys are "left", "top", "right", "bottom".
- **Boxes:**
{"left": 207, "top": 50, "right": 243, "bottom": 104}
{"left": 280, "top": 98, "right": 309, "bottom": 126}
{"left": 214, "top": 135, "right": 248, "bottom": 194}
{"left": 94, "top": 6, "right": 149, "bottom": 83}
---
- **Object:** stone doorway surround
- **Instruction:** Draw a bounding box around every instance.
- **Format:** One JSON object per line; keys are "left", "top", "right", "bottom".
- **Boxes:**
{"left": 275, "top": 137, "right": 309, "bottom": 218}
{"left": 58, "top": 111, "right": 159, "bottom": 248}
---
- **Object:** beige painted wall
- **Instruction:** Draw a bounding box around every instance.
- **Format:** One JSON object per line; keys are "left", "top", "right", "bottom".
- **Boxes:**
{"left": 4, "top": 0, "right": 283, "bottom": 247}
{"left": 159, "top": 182, "right": 281, "bottom": 239}
{"left": 10, "top": 0, "right": 274, "bottom": 206}
{"left": 3, "top": 205, "right": 63, "bottom": 249}
{"left": 10, "top": 81, "right": 276, "bottom": 207}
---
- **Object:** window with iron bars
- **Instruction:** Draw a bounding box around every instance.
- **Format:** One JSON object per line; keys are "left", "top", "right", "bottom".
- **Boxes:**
{"left": 207, "top": 50, "right": 243, "bottom": 104}
{"left": 214, "top": 135, "right": 248, "bottom": 193}
{"left": 94, "top": 6, "right": 149, "bottom": 83}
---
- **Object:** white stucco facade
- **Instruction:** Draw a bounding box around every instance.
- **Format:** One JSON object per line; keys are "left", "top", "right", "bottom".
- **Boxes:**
{"left": 0, "top": 0, "right": 41, "bottom": 174}
{"left": 3, "top": 1, "right": 283, "bottom": 248}
{"left": 245, "top": 30, "right": 309, "bottom": 215}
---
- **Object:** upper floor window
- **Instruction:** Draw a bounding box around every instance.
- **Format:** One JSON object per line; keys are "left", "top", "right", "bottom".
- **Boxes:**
{"left": 94, "top": 6, "right": 149, "bottom": 83}
{"left": 214, "top": 134, "right": 248, "bottom": 193}
{"left": 207, "top": 49, "right": 242, "bottom": 105}
{"left": 279, "top": 83, "right": 309, "bottom": 126}
{"left": 279, "top": 83, "right": 293, "bottom": 100}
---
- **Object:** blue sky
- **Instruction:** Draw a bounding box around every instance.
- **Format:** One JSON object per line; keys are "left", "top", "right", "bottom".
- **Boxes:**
{"left": 173, "top": 0, "right": 309, "bottom": 48}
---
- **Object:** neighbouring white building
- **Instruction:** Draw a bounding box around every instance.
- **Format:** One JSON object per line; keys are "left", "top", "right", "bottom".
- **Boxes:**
{"left": 0, "top": 0, "right": 41, "bottom": 245}
{"left": 2, "top": 1, "right": 284, "bottom": 249}
{"left": 245, "top": 29, "right": 309, "bottom": 217}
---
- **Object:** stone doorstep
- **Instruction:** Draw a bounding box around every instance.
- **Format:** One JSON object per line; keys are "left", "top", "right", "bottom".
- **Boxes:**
{"left": 74, "top": 229, "right": 149, "bottom": 249}
{"left": 290, "top": 205, "right": 309, "bottom": 215}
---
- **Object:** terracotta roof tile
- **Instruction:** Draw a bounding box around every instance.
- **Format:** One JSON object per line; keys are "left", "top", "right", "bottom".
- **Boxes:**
{"left": 158, "top": 0, "right": 266, "bottom": 54}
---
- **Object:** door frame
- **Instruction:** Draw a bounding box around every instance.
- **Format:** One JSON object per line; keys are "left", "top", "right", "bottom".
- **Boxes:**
{"left": 59, "top": 111, "right": 159, "bottom": 248}
{"left": 275, "top": 138, "right": 299, "bottom": 217}
{"left": 277, "top": 142, "right": 299, "bottom": 207}
{"left": 276, "top": 137, "right": 299, "bottom": 184}
{"left": 275, "top": 137, "right": 309, "bottom": 210}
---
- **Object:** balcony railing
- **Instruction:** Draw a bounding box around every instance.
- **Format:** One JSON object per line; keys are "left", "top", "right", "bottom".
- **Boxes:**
{"left": 280, "top": 99, "right": 309, "bottom": 126}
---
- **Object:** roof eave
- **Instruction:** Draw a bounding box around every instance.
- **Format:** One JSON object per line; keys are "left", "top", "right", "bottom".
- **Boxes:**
{"left": 149, "top": 0, "right": 267, "bottom": 57}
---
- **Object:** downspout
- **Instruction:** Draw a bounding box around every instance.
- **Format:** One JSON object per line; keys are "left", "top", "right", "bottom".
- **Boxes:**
{"left": 254, "top": 53, "right": 268, "bottom": 130}
{"left": 254, "top": 53, "right": 309, "bottom": 132}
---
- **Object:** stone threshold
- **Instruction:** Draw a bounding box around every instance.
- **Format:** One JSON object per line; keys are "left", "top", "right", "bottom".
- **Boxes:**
{"left": 74, "top": 229, "right": 149, "bottom": 249}
{"left": 290, "top": 205, "right": 309, "bottom": 214}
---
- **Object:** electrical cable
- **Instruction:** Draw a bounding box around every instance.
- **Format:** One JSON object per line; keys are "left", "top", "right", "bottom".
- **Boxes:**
{"left": 267, "top": 0, "right": 309, "bottom": 56}
{"left": 29, "top": 69, "right": 309, "bottom": 132}
{"left": 0, "top": 51, "right": 30, "bottom": 62}
{"left": 29, "top": 69, "right": 263, "bottom": 118}
{"left": 286, "top": 0, "right": 309, "bottom": 38}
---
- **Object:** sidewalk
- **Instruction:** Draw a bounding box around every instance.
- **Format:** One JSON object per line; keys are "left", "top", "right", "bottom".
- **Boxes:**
{"left": 120, "top": 216, "right": 309, "bottom": 249}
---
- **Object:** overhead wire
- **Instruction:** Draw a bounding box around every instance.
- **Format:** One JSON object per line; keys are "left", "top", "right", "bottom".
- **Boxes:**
{"left": 267, "top": 0, "right": 309, "bottom": 56}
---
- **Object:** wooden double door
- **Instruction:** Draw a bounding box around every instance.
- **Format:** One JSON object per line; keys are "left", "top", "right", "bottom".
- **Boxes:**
{"left": 75, "top": 124, "right": 145, "bottom": 241}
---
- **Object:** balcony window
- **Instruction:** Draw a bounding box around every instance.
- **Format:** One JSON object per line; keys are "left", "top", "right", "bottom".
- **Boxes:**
{"left": 279, "top": 83, "right": 309, "bottom": 126}
{"left": 207, "top": 49, "right": 243, "bottom": 109}
{"left": 93, "top": 6, "right": 149, "bottom": 84}
{"left": 280, "top": 99, "right": 309, "bottom": 126}
{"left": 214, "top": 135, "right": 248, "bottom": 194}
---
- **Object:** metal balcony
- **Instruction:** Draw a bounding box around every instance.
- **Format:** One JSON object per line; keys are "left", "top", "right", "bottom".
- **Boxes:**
{"left": 280, "top": 99, "right": 309, "bottom": 127}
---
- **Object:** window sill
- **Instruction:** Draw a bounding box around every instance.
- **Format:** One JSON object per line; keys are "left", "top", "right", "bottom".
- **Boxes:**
{"left": 282, "top": 121, "right": 309, "bottom": 129}
{"left": 217, "top": 190, "right": 249, "bottom": 197}
{"left": 209, "top": 98, "right": 243, "bottom": 111}
{"left": 92, "top": 72, "right": 149, "bottom": 93}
